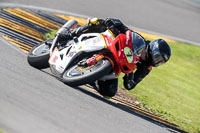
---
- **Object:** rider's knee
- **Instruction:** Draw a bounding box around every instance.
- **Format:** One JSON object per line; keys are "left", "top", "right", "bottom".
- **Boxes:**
{"left": 97, "top": 79, "right": 118, "bottom": 97}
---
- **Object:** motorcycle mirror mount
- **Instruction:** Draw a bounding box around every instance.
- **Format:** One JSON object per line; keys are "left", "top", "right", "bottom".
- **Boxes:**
{"left": 56, "top": 20, "right": 78, "bottom": 35}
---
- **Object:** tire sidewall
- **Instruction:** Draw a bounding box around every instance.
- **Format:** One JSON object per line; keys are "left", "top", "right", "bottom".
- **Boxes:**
{"left": 27, "top": 43, "right": 50, "bottom": 69}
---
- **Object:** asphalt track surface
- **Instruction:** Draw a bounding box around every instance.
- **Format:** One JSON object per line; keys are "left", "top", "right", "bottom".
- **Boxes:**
{"left": 0, "top": 38, "right": 175, "bottom": 133}
{"left": 1, "top": 0, "right": 200, "bottom": 45}
{"left": 0, "top": 0, "right": 196, "bottom": 133}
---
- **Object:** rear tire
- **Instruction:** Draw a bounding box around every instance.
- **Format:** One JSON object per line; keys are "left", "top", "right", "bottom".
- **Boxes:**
{"left": 27, "top": 43, "right": 50, "bottom": 69}
{"left": 62, "top": 59, "right": 112, "bottom": 87}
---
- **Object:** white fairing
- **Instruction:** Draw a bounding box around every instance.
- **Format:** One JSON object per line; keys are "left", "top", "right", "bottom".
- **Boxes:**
{"left": 48, "top": 30, "right": 114, "bottom": 77}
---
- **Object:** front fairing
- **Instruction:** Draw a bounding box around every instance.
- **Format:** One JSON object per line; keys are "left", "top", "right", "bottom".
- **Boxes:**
{"left": 48, "top": 30, "right": 114, "bottom": 77}
{"left": 106, "top": 33, "right": 139, "bottom": 75}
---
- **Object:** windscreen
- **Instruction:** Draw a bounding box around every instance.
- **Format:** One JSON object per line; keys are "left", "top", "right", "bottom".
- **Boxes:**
{"left": 131, "top": 32, "right": 146, "bottom": 56}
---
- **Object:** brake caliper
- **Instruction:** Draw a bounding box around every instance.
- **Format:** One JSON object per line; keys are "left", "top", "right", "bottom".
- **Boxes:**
{"left": 86, "top": 54, "right": 104, "bottom": 66}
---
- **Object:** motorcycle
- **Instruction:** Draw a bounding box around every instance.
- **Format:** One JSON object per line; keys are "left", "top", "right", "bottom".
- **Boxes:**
{"left": 27, "top": 20, "right": 145, "bottom": 87}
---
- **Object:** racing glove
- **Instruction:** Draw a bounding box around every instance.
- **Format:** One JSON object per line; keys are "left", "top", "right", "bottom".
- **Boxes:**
{"left": 104, "top": 18, "right": 123, "bottom": 28}
{"left": 104, "top": 18, "right": 129, "bottom": 35}
{"left": 123, "top": 72, "right": 137, "bottom": 90}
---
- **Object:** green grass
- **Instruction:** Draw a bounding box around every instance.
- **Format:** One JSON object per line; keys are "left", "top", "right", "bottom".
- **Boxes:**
{"left": 43, "top": 30, "right": 58, "bottom": 40}
{"left": 119, "top": 41, "right": 200, "bottom": 132}
{"left": 0, "top": 129, "right": 5, "bottom": 133}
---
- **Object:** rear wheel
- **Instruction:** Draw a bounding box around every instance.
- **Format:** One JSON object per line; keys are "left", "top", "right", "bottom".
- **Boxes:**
{"left": 62, "top": 59, "right": 112, "bottom": 87}
{"left": 27, "top": 42, "right": 50, "bottom": 69}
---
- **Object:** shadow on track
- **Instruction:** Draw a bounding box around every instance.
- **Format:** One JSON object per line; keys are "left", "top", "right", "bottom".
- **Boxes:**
{"left": 74, "top": 86, "right": 186, "bottom": 133}
{"left": 40, "top": 69, "right": 185, "bottom": 133}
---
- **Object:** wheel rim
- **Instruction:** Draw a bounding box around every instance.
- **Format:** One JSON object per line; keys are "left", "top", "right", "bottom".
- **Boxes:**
{"left": 32, "top": 43, "right": 50, "bottom": 56}
{"left": 65, "top": 59, "right": 106, "bottom": 77}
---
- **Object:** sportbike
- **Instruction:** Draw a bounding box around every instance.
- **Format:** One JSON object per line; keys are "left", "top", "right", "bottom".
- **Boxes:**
{"left": 27, "top": 20, "right": 145, "bottom": 87}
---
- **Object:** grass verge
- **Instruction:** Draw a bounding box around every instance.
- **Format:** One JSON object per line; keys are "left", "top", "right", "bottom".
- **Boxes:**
{"left": 43, "top": 30, "right": 58, "bottom": 40}
{"left": 0, "top": 129, "right": 5, "bottom": 133}
{"left": 119, "top": 41, "right": 200, "bottom": 132}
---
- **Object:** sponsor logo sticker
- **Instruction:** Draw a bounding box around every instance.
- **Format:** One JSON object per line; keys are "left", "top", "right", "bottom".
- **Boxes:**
{"left": 124, "top": 47, "right": 133, "bottom": 63}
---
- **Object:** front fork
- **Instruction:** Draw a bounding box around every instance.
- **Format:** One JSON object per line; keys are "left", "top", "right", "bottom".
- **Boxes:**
{"left": 86, "top": 53, "right": 117, "bottom": 75}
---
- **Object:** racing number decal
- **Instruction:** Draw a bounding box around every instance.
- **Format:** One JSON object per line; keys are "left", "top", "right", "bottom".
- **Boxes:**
{"left": 52, "top": 55, "right": 58, "bottom": 63}
{"left": 124, "top": 47, "right": 133, "bottom": 63}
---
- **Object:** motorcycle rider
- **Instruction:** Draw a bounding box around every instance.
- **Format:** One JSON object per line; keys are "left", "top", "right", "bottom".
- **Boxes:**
{"left": 58, "top": 18, "right": 171, "bottom": 97}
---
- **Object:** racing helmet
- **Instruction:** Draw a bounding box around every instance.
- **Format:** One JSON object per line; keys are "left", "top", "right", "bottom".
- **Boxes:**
{"left": 149, "top": 39, "right": 171, "bottom": 67}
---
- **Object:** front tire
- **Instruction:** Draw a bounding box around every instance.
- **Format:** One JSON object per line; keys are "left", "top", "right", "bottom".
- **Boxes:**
{"left": 27, "top": 42, "right": 50, "bottom": 69}
{"left": 62, "top": 59, "right": 112, "bottom": 87}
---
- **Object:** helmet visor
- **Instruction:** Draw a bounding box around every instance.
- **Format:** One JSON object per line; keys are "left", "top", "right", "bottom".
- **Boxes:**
{"left": 151, "top": 43, "right": 165, "bottom": 67}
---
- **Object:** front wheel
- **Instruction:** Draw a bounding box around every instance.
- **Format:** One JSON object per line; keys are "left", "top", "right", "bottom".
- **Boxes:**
{"left": 62, "top": 59, "right": 113, "bottom": 87}
{"left": 27, "top": 42, "right": 50, "bottom": 69}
